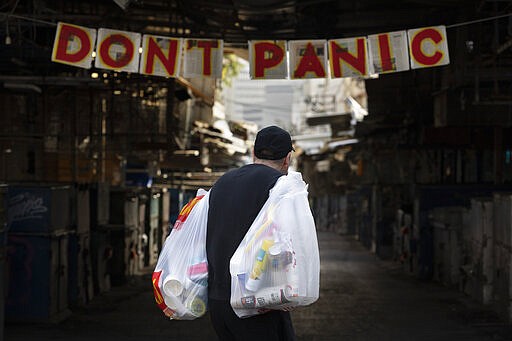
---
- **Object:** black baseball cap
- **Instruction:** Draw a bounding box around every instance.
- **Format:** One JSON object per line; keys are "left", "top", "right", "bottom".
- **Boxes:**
{"left": 254, "top": 126, "right": 294, "bottom": 160}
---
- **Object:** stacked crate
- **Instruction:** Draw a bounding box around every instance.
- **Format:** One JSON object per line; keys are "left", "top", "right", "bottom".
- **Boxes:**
{"left": 160, "top": 190, "right": 171, "bottom": 249}
{"left": 147, "top": 191, "right": 161, "bottom": 267}
{"left": 429, "top": 206, "right": 467, "bottom": 288}
{"left": 492, "top": 193, "right": 512, "bottom": 322}
{"left": 5, "top": 185, "right": 71, "bottom": 322}
{"left": 462, "top": 198, "right": 494, "bottom": 304}
{"left": 137, "top": 193, "right": 147, "bottom": 271}
{"left": 312, "top": 195, "right": 329, "bottom": 231}
{"left": 0, "top": 185, "right": 6, "bottom": 339}
{"left": 68, "top": 186, "right": 94, "bottom": 307}
{"left": 108, "top": 189, "right": 139, "bottom": 286}
{"left": 394, "top": 209, "right": 415, "bottom": 273}
{"left": 89, "top": 183, "right": 111, "bottom": 294}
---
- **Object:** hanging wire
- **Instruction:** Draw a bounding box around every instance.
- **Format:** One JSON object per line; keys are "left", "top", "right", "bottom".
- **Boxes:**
{"left": 0, "top": 10, "right": 509, "bottom": 32}
{"left": 446, "top": 12, "right": 512, "bottom": 29}
{"left": 7, "top": 0, "right": 20, "bottom": 17}
{"left": 3, "top": 0, "right": 20, "bottom": 44}
{"left": 0, "top": 13, "right": 57, "bottom": 26}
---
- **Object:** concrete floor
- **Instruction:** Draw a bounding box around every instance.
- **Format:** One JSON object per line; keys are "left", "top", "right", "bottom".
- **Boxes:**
{"left": 4, "top": 231, "right": 512, "bottom": 341}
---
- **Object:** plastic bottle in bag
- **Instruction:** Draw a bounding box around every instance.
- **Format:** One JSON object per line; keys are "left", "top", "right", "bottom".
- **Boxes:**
{"left": 184, "top": 289, "right": 207, "bottom": 317}
{"left": 268, "top": 243, "right": 293, "bottom": 271}
{"left": 245, "top": 239, "right": 274, "bottom": 291}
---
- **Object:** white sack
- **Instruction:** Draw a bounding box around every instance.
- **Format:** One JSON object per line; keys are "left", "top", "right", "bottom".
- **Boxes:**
{"left": 152, "top": 189, "right": 209, "bottom": 320}
{"left": 230, "top": 171, "right": 320, "bottom": 318}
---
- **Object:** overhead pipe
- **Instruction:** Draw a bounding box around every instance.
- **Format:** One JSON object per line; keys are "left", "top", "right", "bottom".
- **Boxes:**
{"left": 3, "top": 82, "right": 42, "bottom": 93}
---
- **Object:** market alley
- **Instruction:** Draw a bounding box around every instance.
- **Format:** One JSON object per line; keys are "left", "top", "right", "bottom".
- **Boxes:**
{"left": 5, "top": 231, "right": 512, "bottom": 341}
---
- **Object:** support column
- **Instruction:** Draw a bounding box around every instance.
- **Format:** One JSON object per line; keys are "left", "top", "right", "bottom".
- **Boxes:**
{"left": 166, "top": 79, "right": 176, "bottom": 149}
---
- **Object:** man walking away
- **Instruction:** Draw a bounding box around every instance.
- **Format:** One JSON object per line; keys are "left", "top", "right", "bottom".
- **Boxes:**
{"left": 206, "top": 126, "right": 295, "bottom": 341}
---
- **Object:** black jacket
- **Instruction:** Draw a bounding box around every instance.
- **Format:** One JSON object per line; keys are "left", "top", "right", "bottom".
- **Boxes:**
{"left": 206, "top": 163, "right": 282, "bottom": 300}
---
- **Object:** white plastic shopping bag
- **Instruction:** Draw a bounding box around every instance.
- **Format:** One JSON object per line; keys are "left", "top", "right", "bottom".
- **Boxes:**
{"left": 230, "top": 171, "right": 320, "bottom": 318}
{"left": 152, "top": 189, "right": 209, "bottom": 320}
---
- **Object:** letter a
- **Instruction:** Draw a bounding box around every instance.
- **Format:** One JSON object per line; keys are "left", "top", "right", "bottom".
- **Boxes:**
{"left": 289, "top": 40, "right": 327, "bottom": 79}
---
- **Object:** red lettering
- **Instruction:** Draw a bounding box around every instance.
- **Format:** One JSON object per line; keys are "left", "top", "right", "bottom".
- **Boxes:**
{"left": 254, "top": 42, "right": 285, "bottom": 78}
{"left": 411, "top": 28, "right": 444, "bottom": 66}
{"left": 99, "top": 34, "right": 134, "bottom": 68}
{"left": 144, "top": 37, "right": 179, "bottom": 76}
{"left": 293, "top": 43, "right": 326, "bottom": 78}
{"left": 152, "top": 271, "right": 167, "bottom": 310}
{"left": 187, "top": 40, "right": 219, "bottom": 76}
{"left": 377, "top": 34, "right": 393, "bottom": 72}
{"left": 329, "top": 39, "right": 367, "bottom": 77}
{"left": 152, "top": 271, "right": 176, "bottom": 317}
{"left": 173, "top": 195, "right": 204, "bottom": 230}
{"left": 54, "top": 24, "right": 91, "bottom": 63}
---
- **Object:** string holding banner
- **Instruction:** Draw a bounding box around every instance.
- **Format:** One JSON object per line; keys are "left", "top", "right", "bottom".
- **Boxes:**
{"left": 4, "top": 11, "right": 510, "bottom": 31}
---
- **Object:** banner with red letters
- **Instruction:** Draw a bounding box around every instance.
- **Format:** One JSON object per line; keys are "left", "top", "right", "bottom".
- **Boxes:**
{"left": 51, "top": 22, "right": 450, "bottom": 80}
